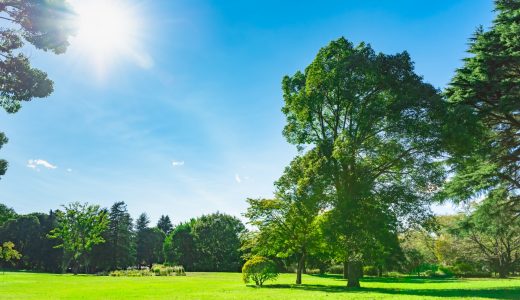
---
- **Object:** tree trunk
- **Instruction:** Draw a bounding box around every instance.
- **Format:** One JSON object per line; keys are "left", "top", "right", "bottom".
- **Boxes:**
{"left": 72, "top": 260, "right": 79, "bottom": 275}
{"left": 347, "top": 261, "right": 361, "bottom": 288}
{"left": 498, "top": 265, "right": 508, "bottom": 278}
{"left": 377, "top": 265, "right": 383, "bottom": 277}
{"left": 296, "top": 252, "right": 306, "bottom": 285}
{"left": 343, "top": 261, "right": 348, "bottom": 279}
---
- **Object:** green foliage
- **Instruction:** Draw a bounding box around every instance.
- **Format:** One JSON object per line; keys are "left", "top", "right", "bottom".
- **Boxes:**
{"left": 164, "top": 220, "right": 196, "bottom": 270}
{"left": 107, "top": 202, "right": 135, "bottom": 269}
{"left": 242, "top": 256, "right": 279, "bottom": 286}
{"left": 152, "top": 264, "right": 186, "bottom": 276}
{"left": 443, "top": 0, "right": 520, "bottom": 208}
{"left": 48, "top": 202, "right": 108, "bottom": 274}
{"left": 136, "top": 227, "right": 165, "bottom": 268}
{"left": 456, "top": 189, "right": 520, "bottom": 278}
{"left": 164, "top": 213, "right": 245, "bottom": 272}
{"left": 135, "top": 213, "right": 150, "bottom": 232}
{"left": 363, "top": 265, "right": 379, "bottom": 276}
{"left": 109, "top": 269, "right": 153, "bottom": 277}
{"left": 135, "top": 212, "right": 165, "bottom": 268}
{"left": 0, "top": 133, "right": 8, "bottom": 178}
{"left": 91, "top": 202, "right": 135, "bottom": 271}
{"left": 0, "top": 203, "right": 17, "bottom": 227}
{"left": 191, "top": 212, "right": 245, "bottom": 272}
{"left": 0, "top": 241, "right": 21, "bottom": 266}
{"left": 0, "top": 0, "right": 75, "bottom": 179}
{"left": 157, "top": 215, "right": 173, "bottom": 235}
{"left": 0, "top": 211, "right": 63, "bottom": 272}
{"left": 280, "top": 36, "right": 445, "bottom": 287}
{"left": 245, "top": 151, "right": 327, "bottom": 284}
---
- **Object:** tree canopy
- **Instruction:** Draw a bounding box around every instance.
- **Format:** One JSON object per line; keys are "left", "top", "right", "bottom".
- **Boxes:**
{"left": 48, "top": 202, "right": 108, "bottom": 274}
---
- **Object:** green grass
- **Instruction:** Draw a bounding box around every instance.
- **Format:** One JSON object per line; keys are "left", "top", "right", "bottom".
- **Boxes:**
{"left": 0, "top": 271, "right": 519, "bottom": 299}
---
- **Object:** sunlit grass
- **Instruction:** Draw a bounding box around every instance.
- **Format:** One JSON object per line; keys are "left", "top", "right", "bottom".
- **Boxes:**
{"left": 0, "top": 271, "right": 519, "bottom": 299}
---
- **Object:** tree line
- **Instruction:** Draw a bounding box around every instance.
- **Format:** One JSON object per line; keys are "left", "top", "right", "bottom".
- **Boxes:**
{"left": 0, "top": 202, "right": 246, "bottom": 274}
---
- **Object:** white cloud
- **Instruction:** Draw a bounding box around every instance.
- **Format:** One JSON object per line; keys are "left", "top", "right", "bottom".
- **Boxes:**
{"left": 27, "top": 159, "right": 57, "bottom": 171}
{"left": 172, "top": 160, "right": 185, "bottom": 167}
{"left": 67, "top": 168, "right": 73, "bottom": 172}
{"left": 235, "top": 174, "right": 242, "bottom": 183}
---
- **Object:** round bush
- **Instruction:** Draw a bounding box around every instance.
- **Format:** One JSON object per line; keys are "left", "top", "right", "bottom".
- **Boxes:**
{"left": 242, "top": 256, "right": 278, "bottom": 286}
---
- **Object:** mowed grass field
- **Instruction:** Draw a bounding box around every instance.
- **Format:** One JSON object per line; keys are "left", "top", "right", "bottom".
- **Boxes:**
{"left": 1, "top": 272, "right": 519, "bottom": 299}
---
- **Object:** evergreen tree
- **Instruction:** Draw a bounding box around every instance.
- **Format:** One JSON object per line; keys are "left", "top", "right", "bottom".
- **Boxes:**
{"left": 444, "top": 0, "right": 520, "bottom": 210}
{"left": 106, "top": 202, "right": 135, "bottom": 270}
{"left": 157, "top": 215, "right": 173, "bottom": 235}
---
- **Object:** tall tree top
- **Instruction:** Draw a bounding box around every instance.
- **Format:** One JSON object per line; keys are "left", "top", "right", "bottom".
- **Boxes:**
{"left": 157, "top": 215, "right": 173, "bottom": 235}
{"left": 135, "top": 213, "right": 150, "bottom": 232}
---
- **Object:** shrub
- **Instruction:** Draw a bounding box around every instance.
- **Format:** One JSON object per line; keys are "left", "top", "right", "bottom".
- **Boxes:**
{"left": 108, "top": 265, "right": 186, "bottom": 277}
{"left": 363, "top": 266, "right": 379, "bottom": 276}
{"left": 242, "top": 256, "right": 278, "bottom": 286}
{"left": 327, "top": 265, "right": 344, "bottom": 274}
{"left": 109, "top": 269, "right": 153, "bottom": 277}
{"left": 152, "top": 264, "right": 186, "bottom": 276}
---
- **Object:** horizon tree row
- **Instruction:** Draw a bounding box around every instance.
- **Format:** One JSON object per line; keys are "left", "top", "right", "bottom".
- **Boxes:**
{"left": 0, "top": 202, "right": 245, "bottom": 274}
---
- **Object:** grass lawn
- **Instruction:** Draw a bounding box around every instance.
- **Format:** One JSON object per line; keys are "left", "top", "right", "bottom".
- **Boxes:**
{"left": 0, "top": 271, "right": 519, "bottom": 299}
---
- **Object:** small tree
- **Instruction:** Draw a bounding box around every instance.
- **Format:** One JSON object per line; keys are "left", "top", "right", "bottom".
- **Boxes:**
{"left": 0, "top": 241, "right": 21, "bottom": 269}
{"left": 48, "top": 202, "right": 108, "bottom": 274}
{"left": 242, "top": 256, "right": 278, "bottom": 287}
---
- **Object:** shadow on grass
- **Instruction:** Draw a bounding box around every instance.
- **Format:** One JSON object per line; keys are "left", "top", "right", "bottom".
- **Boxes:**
{"left": 261, "top": 283, "right": 520, "bottom": 299}
{"left": 311, "top": 273, "right": 458, "bottom": 284}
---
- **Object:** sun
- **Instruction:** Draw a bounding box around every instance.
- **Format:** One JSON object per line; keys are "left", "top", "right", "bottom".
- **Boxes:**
{"left": 72, "top": 0, "right": 147, "bottom": 75}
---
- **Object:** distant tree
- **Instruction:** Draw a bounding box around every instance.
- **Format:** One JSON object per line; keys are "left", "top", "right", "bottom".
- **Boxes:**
{"left": 157, "top": 215, "right": 173, "bottom": 235}
{"left": 281, "top": 37, "right": 445, "bottom": 287}
{"left": 34, "top": 211, "right": 63, "bottom": 272}
{"left": 135, "top": 212, "right": 163, "bottom": 268}
{"left": 0, "top": 211, "right": 62, "bottom": 272}
{"left": 191, "top": 212, "right": 246, "bottom": 272}
{"left": 443, "top": 0, "right": 520, "bottom": 212}
{"left": 0, "top": 1, "right": 75, "bottom": 178}
{"left": 0, "top": 203, "right": 17, "bottom": 227}
{"left": 456, "top": 188, "right": 520, "bottom": 278}
{"left": 107, "top": 202, "right": 135, "bottom": 269}
{"left": 135, "top": 213, "right": 150, "bottom": 232}
{"left": 164, "top": 220, "right": 196, "bottom": 270}
{"left": 48, "top": 202, "right": 108, "bottom": 274}
{"left": 0, "top": 215, "right": 40, "bottom": 269}
{"left": 0, "top": 241, "right": 21, "bottom": 268}
{"left": 245, "top": 151, "right": 327, "bottom": 284}
{"left": 136, "top": 227, "right": 165, "bottom": 269}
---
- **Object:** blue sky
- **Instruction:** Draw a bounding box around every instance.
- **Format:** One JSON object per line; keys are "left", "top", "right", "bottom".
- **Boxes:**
{"left": 0, "top": 0, "right": 494, "bottom": 224}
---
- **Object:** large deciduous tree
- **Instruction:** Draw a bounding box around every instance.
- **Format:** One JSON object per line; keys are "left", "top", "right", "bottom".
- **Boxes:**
{"left": 163, "top": 220, "right": 196, "bottom": 270}
{"left": 281, "top": 37, "right": 445, "bottom": 287}
{"left": 48, "top": 202, "right": 108, "bottom": 274}
{"left": 191, "top": 212, "right": 246, "bottom": 272}
{"left": 0, "top": 0, "right": 75, "bottom": 177}
{"left": 443, "top": 0, "right": 519, "bottom": 211}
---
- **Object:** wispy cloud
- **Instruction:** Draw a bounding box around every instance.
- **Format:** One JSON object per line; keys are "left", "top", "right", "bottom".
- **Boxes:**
{"left": 235, "top": 173, "right": 241, "bottom": 183}
{"left": 27, "top": 159, "right": 57, "bottom": 171}
{"left": 172, "top": 160, "right": 185, "bottom": 167}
